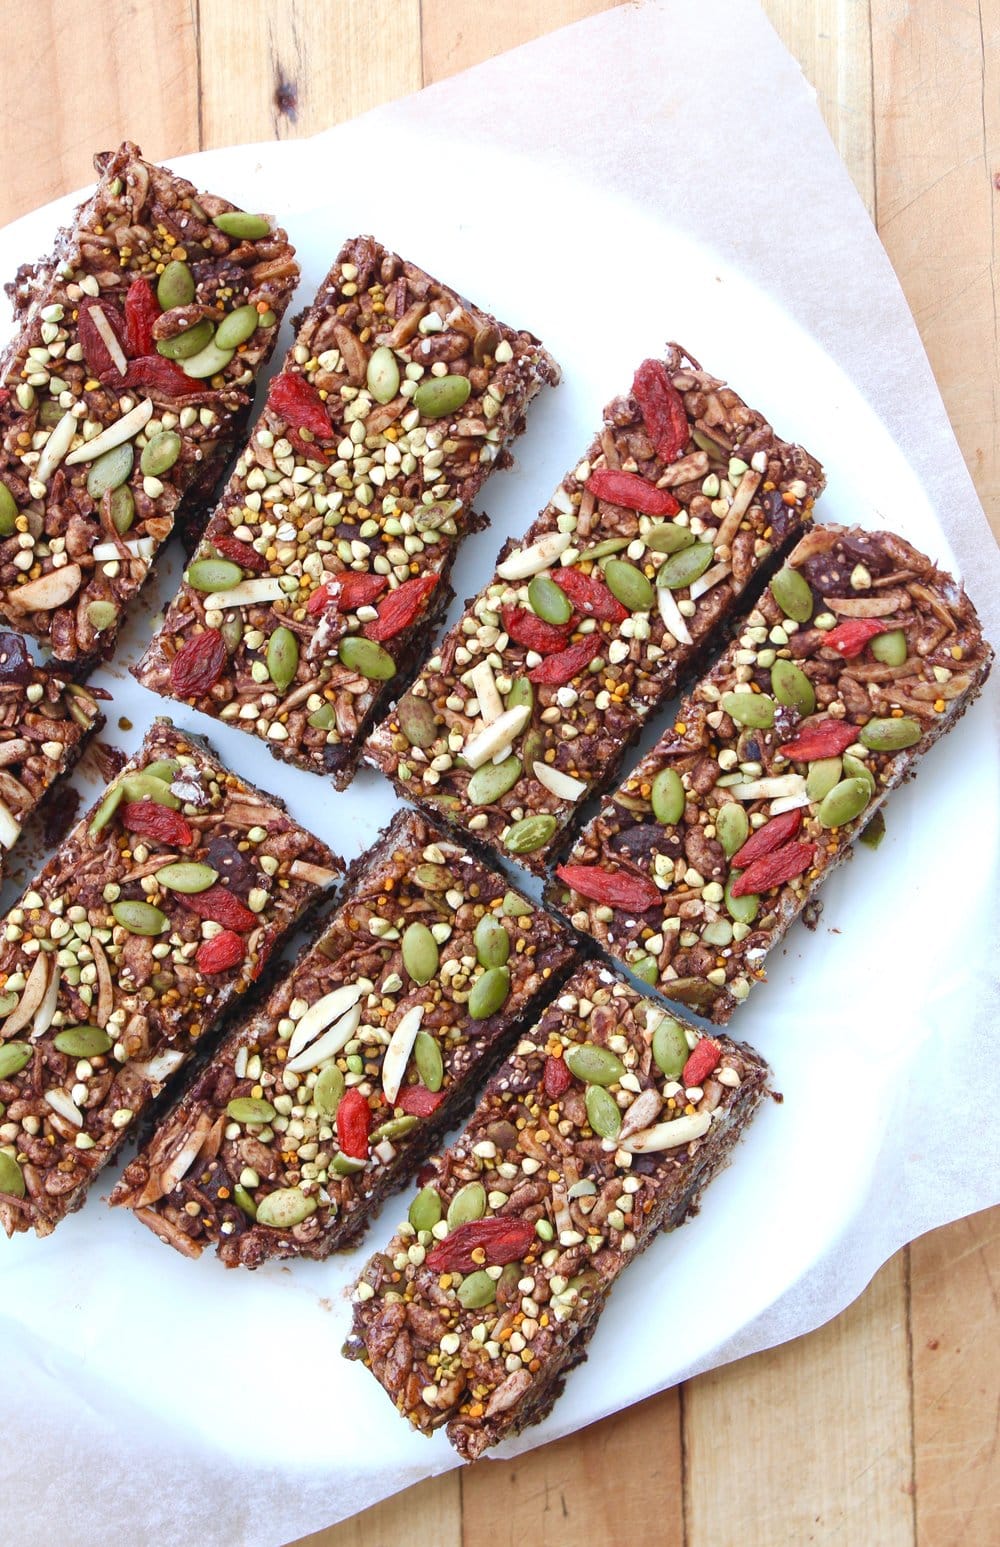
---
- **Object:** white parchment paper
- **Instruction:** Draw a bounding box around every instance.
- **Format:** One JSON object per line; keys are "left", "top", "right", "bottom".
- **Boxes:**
{"left": 1, "top": 4, "right": 997, "bottom": 1544}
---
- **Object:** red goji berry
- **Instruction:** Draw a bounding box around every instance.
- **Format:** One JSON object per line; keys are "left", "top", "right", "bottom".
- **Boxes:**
{"left": 425, "top": 1217, "right": 538, "bottom": 1274}
{"left": 181, "top": 884, "right": 258, "bottom": 933}
{"left": 529, "top": 636, "right": 602, "bottom": 685}
{"left": 632, "top": 359, "right": 689, "bottom": 462}
{"left": 555, "top": 864, "right": 661, "bottom": 912}
{"left": 501, "top": 604, "right": 573, "bottom": 656}
{"left": 78, "top": 298, "right": 130, "bottom": 379}
{"left": 729, "top": 841, "right": 817, "bottom": 897}
{"left": 267, "top": 371, "right": 333, "bottom": 440}
{"left": 211, "top": 535, "right": 267, "bottom": 574}
{"left": 124, "top": 277, "right": 160, "bottom": 357}
{"left": 120, "top": 802, "right": 193, "bottom": 847}
{"left": 0, "top": 389, "right": 10, "bottom": 407}
{"left": 682, "top": 1039, "right": 722, "bottom": 1088}
{"left": 196, "top": 930, "right": 245, "bottom": 974}
{"left": 397, "top": 1084, "right": 447, "bottom": 1117}
{"left": 117, "top": 355, "right": 200, "bottom": 396}
{"left": 730, "top": 808, "right": 802, "bottom": 869}
{"left": 307, "top": 572, "right": 388, "bottom": 615}
{"left": 169, "top": 629, "right": 228, "bottom": 698}
{"left": 551, "top": 567, "right": 628, "bottom": 623}
{"left": 337, "top": 1087, "right": 372, "bottom": 1159}
{"left": 363, "top": 574, "right": 439, "bottom": 642}
{"left": 778, "top": 719, "right": 858, "bottom": 762}
{"left": 543, "top": 1055, "right": 572, "bottom": 1099}
{"left": 250, "top": 927, "right": 276, "bottom": 982}
{"left": 822, "top": 618, "right": 888, "bottom": 658}
{"left": 586, "top": 468, "right": 681, "bottom": 516}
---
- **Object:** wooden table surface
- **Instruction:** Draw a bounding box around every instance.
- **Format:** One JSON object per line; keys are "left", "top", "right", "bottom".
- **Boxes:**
{"left": 5, "top": 3, "right": 997, "bottom": 1544}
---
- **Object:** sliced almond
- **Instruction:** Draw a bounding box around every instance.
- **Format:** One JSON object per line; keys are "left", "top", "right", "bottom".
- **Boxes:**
{"left": 32, "top": 959, "right": 60, "bottom": 1039}
{"left": 620, "top": 1110, "right": 712, "bottom": 1153}
{"left": 733, "top": 774, "right": 808, "bottom": 801}
{"left": 0, "top": 770, "right": 32, "bottom": 811}
{"left": 129, "top": 1048, "right": 187, "bottom": 1086}
{"left": 90, "top": 935, "right": 114, "bottom": 1029}
{"left": 463, "top": 704, "right": 530, "bottom": 769}
{"left": 133, "top": 1110, "right": 215, "bottom": 1206}
{"left": 531, "top": 761, "right": 587, "bottom": 802}
{"left": 203, "top": 576, "right": 287, "bottom": 610}
{"left": 89, "top": 305, "right": 128, "bottom": 376}
{"left": 1, "top": 951, "right": 50, "bottom": 1037}
{"left": 380, "top": 1005, "right": 425, "bottom": 1105}
{"left": 0, "top": 798, "right": 22, "bottom": 850}
{"left": 0, "top": 739, "right": 31, "bottom": 769}
{"left": 33, "top": 410, "right": 79, "bottom": 485}
{"left": 287, "top": 858, "right": 341, "bottom": 887}
{"left": 688, "top": 561, "right": 731, "bottom": 602}
{"left": 285, "top": 1003, "right": 362, "bottom": 1074}
{"left": 824, "top": 591, "right": 910, "bottom": 618}
{"left": 716, "top": 468, "right": 762, "bottom": 539}
{"left": 468, "top": 660, "right": 504, "bottom": 725}
{"left": 64, "top": 399, "right": 153, "bottom": 465}
{"left": 496, "top": 531, "right": 572, "bottom": 580}
{"left": 5, "top": 564, "right": 83, "bottom": 612}
{"left": 44, "top": 1088, "right": 84, "bottom": 1128}
{"left": 287, "top": 982, "right": 365, "bottom": 1060}
{"left": 618, "top": 1086, "right": 664, "bottom": 1140}
{"left": 657, "top": 585, "right": 693, "bottom": 645}
{"left": 768, "top": 791, "right": 813, "bottom": 816}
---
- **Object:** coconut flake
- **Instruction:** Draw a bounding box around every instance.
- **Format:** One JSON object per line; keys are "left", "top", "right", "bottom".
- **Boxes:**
{"left": 380, "top": 1005, "right": 425, "bottom": 1104}
{"left": 496, "top": 531, "right": 572, "bottom": 580}
{"left": 65, "top": 399, "right": 153, "bottom": 465}
{"left": 44, "top": 1089, "right": 84, "bottom": 1127}
{"left": 463, "top": 704, "right": 530, "bottom": 769}
{"left": 732, "top": 774, "right": 808, "bottom": 801}
{"left": 0, "top": 799, "right": 21, "bottom": 850}
{"left": 92, "top": 538, "right": 155, "bottom": 562}
{"left": 620, "top": 1110, "right": 712, "bottom": 1153}
{"left": 203, "top": 577, "right": 287, "bottom": 611}
{"left": 33, "top": 410, "right": 79, "bottom": 485}
{"left": 531, "top": 761, "right": 587, "bottom": 802}
{"left": 657, "top": 585, "right": 693, "bottom": 645}
{"left": 688, "top": 561, "right": 731, "bottom": 601}
{"left": 88, "top": 305, "right": 129, "bottom": 376}
{"left": 768, "top": 791, "right": 813, "bottom": 816}
{"left": 468, "top": 660, "right": 504, "bottom": 725}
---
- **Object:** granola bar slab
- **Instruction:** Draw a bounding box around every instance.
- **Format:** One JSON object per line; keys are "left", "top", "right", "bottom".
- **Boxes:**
{"left": 0, "top": 718, "right": 339, "bottom": 1237}
{"left": 0, "top": 141, "right": 298, "bottom": 664}
{"left": 344, "top": 962, "right": 767, "bottom": 1459}
{"left": 111, "top": 808, "right": 578, "bottom": 1265}
{"left": 365, "top": 344, "right": 824, "bottom": 874}
{"left": 550, "top": 525, "right": 994, "bottom": 1022}
{"left": 131, "top": 234, "right": 560, "bottom": 786}
{"left": 0, "top": 631, "right": 104, "bottom": 881}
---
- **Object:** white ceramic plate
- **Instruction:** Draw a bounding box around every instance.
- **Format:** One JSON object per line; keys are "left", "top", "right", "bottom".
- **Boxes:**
{"left": 0, "top": 137, "right": 995, "bottom": 1537}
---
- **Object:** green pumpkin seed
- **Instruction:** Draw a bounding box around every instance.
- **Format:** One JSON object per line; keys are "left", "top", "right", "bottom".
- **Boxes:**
{"left": 585, "top": 1085, "right": 621, "bottom": 1139}
{"left": 155, "top": 862, "right": 219, "bottom": 894}
{"left": 157, "top": 259, "right": 195, "bottom": 309}
{"left": 645, "top": 522, "right": 695, "bottom": 555}
{"left": 339, "top": 636, "right": 396, "bottom": 681}
{"left": 408, "top": 1186, "right": 443, "bottom": 1232}
{"left": 806, "top": 757, "right": 843, "bottom": 802}
{"left": 86, "top": 601, "right": 117, "bottom": 633}
{"left": 413, "top": 499, "right": 463, "bottom": 533}
{"left": 89, "top": 781, "right": 124, "bottom": 838}
{"left": 38, "top": 400, "right": 65, "bottom": 427}
{"left": 313, "top": 1065, "right": 345, "bottom": 1117}
{"left": 504, "top": 813, "right": 557, "bottom": 854}
{"left": 121, "top": 772, "right": 179, "bottom": 806}
{"left": 656, "top": 541, "right": 714, "bottom": 590}
{"left": 702, "top": 919, "right": 735, "bottom": 947}
{"left": 233, "top": 1185, "right": 257, "bottom": 1219}
{"left": 870, "top": 629, "right": 908, "bottom": 666}
{"left": 0, "top": 993, "right": 17, "bottom": 1017}
{"left": 254, "top": 1188, "right": 316, "bottom": 1228}
{"left": 414, "top": 1031, "right": 444, "bottom": 1093}
{"left": 258, "top": 309, "right": 277, "bottom": 328}
{"left": 474, "top": 914, "right": 510, "bottom": 969}
{"left": 413, "top": 863, "right": 449, "bottom": 889}
{"left": 667, "top": 977, "right": 725, "bottom": 1013}
{"left": 0, "top": 1042, "right": 32, "bottom": 1079}
{"left": 140, "top": 431, "right": 182, "bottom": 477}
{"left": 156, "top": 318, "right": 214, "bottom": 359}
{"left": 631, "top": 953, "right": 660, "bottom": 985}
{"left": 0, "top": 482, "right": 18, "bottom": 535}
{"left": 720, "top": 691, "right": 775, "bottom": 729}
{"left": 860, "top": 716, "right": 922, "bottom": 752}
{"left": 580, "top": 537, "right": 630, "bottom": 561}
{"left": 180, "top": 339, "right": 235, "bottom": 379}
{"left": 371, "top": 1115, "right": 419, "bottom": 1143}
{"left": 715, "top": 803, "right": 749, "bottom": 858}
{"left": 651, "top": 767, "right": 685, "bottom": 825}
{"left": 413, "top": 374, "right": 472, "bottom": 419}
{"left": 187, "top": 558, "right": 242, "bottom": 593}
{"left": 691, "top": 427, "right": 728, "bottom": 459}
{"left": 605, "top": 559, "right": 654, "bottom": 612}
{"left": 502, "top": 890, "right": 533, "bottom": 917}
{"left": 770, "top": 566, "right": 814, "bottom": 622}
{"left": 215, "top": 305, "right": 260, "bottom": 350}
{"left": 108, "top": 485, "right": 135, "bottom": 534}
{"left": 520, "top": 729, "right": 545, "bottom": 774}
{"left": 842, "top": 753, "right": 876, "bottom": 794}
{"left": 469, "top": 966, "right": 510, "bottom": 1020}
{"left": 397, "top": 693, "right": 437, "bottom": 747}
{"left": 528, "top": 574, "right": 573, "bottom": 626}
{"left": 817, "top": 776, "right": 871, "bottom": 828}
{"left": 267, "top": 626, "right": 299, "bottom": 692}
{"left": 86, "top": 443, "right": 133, "bottom": 500}
{"left": 447, "top": 1181, "right": 486, "bottom": 1228}
{"left": 213, "top": 211, "right": 271, "bottom": 240}
{"left": 221, "top": 612, "right": 244, "bottom": 653}
{"left": 331, "top": 1151, "right": 367, "bottom": 1176}
{"left": 457, "top": 1269, "right": 498, "bottom": 1310}
{"left": 770, "top": 658, "right": 816, "bottom": 715}
{"left": 652, "top": 1016, "right": 689, "bottom": 1077}
{"left": 467, "top": 755, "right": 522, "bottom": 807}
{"left": 53, "top": 1025, "right": 112, "bottom": 1057}
{"left": 367, "top": 345, "right": 401, "bottom": 404}
{"left": 724, "top": 877, "right": 759, "bottom": 924}
{"left": 402, "top": 921, "right": 439, "bottom": 985}
{"left": 860, "top": 809, "right": 887, "bottom": 849}
{"left": 0, "top": 1153, "right": 25, "bottom": 1199}
{"left": 505, "top": 678, "right": 534, "bottom": 714}
{"left": 307, "top": 703, "right": 336, "bottom": 730}
{"left": 564, "top": 1042, "right": 625, "bottom": 1086}
{"left": 226, "top": 1097, "right": 277, "bottom": 1125}
{"left": 112, "top": 900, "right": 167, "bottom": 935}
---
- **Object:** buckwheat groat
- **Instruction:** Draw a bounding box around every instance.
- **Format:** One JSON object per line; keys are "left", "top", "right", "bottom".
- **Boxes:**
{"left": 132, "top": 235, "right": 560, "bottom": 786}
{"left": 112, "top": 808, "right": 577, "bottom": 1266}
{"left": 550, "top": 526, "right": 993, "bottom": 1021}
{"left": 344, "top": 963, "right": 767, "bottom": 1459}
{"left": 365, "top": 345, "right": 824, "bottom": 873}
{"left": 0, "top": 141, "right": 298, "bottom": 663}
{"left": 0, "top": 631, "right": 104, "bottom": 881}
{"left": 0, "top": 719, "right": 339, "bottom": 1238}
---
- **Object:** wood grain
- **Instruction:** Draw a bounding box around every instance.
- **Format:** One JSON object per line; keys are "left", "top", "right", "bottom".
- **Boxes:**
{"left": 421, "top": 0, "right": 625, "bottom": 84}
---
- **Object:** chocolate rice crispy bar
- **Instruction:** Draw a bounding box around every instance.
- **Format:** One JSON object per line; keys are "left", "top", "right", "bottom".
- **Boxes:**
{"left": 0, "top": 718, "right": 339, "bottom": 1237}
{"left": 549, "top": 526, "right": 993, "bottom": 1022}
{"left": 0, "top": 631, "right": 104, "bottom": 881}
{"left": 131, "top": 235, "right": 560, "bottom": 786}
{"left": 112, "top": 808, "right": 577, "bottom": 1266}
{"left": 344, "top": 962, "right": 768, "bottom": 1459}
{"left": 364, "top": 345, "right": 824, "bottom": 874}
{"left": 0, "top": 141, "right": 298, "bottom": 664}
